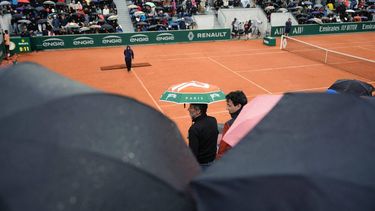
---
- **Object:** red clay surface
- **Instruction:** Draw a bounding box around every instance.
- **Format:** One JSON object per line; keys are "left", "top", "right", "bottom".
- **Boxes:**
{"left": 11, "top": 32, "right": 375, "bottom": 140}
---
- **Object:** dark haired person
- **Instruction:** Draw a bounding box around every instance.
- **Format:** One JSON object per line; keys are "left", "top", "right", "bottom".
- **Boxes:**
{"left": 4, "top": 30, "right": 10, "bottom": 59}
{"left": 188, "top": 103, "right": 218, "bottom": 170}
{"left": 284, "top": 18, "right": 292, "bottom": 36}
{"left": 216, "top": 90, "right": 247, "bottom": 159}
{"left": 124, "top": 45, "right": 134, "bottom": 72}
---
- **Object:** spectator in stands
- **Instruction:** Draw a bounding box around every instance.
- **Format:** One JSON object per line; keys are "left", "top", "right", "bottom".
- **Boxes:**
{"left": 354, "top": 13, "right": 361, "bottom": 22}
{"left": 20, "top": 27, "right": 30, "bottom": 37}
{"left": 231, "top": 18, "right": 238, "bottom": 38}
{"left": 3, "top": 30, "right": 10, "bottom": 59}
{"left": 116, "top": 24, "right": 123, "bottom": 32}
{"left": 216, "top": 91, "right": 247, "bottom": 160}
{"left": 284, "top": 18, "right": 292, "bottom": 36}
{"left": 124, "top": 45, "right": 134, "bottom": 72}
{"left": 103, "top": 5, "right": 110, "bottom": 16}
{"left": 244, "top": 20, "right": 251, "bottom": 40}
{"left": 179, "top": 18, "right": 187, "bottom": 29}
{"left": 188, "top": 103, "right": 218, "bottom": 170}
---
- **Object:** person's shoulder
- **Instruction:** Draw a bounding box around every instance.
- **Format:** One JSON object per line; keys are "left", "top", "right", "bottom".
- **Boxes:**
{"left": 207, "top": 115, "right": 218, "bottom": 122}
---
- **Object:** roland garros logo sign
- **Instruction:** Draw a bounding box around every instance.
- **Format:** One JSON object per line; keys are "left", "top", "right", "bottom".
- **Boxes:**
{"left": 171, "top": 81, "right": 210, "bottom": 92}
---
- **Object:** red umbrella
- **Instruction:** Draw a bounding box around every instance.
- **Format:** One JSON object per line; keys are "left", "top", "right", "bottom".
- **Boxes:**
{"left": 18, "top": 0, "right": 30, "bottom": 3}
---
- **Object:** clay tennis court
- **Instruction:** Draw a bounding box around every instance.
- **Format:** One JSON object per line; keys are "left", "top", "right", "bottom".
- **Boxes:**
{"left": 15, "top": 32, "right": 375, "bottom": 139}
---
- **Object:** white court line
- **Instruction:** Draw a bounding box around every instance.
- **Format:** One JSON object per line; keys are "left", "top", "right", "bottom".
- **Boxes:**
{"left": 273, "top": 86, "right": 329, "bottom": 94}
{"left": 132, "top": 70, "right": 164, "bottom": 113}
{"left": 151, "top": 51, "right": 284, "bottom": 62}
{"left": 208, "top": 57, "right": 272, "bottom": 94}
{"left": 237, "top": 63, "right": 324, "bottom": 73}
{"left": 357, "top": 46, "right": 375, "bottom": 52}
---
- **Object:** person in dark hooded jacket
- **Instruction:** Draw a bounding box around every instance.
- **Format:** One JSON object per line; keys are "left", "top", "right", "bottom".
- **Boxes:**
{"left": 124, "top": 45, "right": 134, "bottom": 72}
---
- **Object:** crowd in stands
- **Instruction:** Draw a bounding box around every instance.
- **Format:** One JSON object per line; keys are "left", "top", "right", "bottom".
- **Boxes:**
{"left": 1, "top": 0, "right": 120, "bottom": 36}
{"left": 128, "top": 0, "right": 204, "bottom": 32}
{"left": 231, "top": 17, "right": 262, "bottom": 39}
{"left": 260, "top": 0, "right": 374, "bottom": 24}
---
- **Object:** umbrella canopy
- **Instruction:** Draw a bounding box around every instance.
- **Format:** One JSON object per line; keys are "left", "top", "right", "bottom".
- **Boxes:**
{"left": 264, "top": 5, "right": 275, "bottom": 10}
{"left": 313, "top": 3, "right": 323, "bottom": 7}
{"left": 128, "top": 4, "right": 138, "bottom": 8}
{"left": 303, "top": 0, "right": 313, "bottom": 5}
{"left": 37, "top": 18, "right": 47, "bottom": 24}
{"left": 277, "top": 7, "right": 288, "bottom": 12}
{"left": 100, "top": 23, "right": 114, "bottom": 30}
{"left": 160, "top": 81, "right": 226, "bottom": 104}
{"left": 136, "top": 21, "right": 149, "bottom": 26}
{"left": 0, "top": 62, "right": 200, "bottom": 211}
{"left": 107, "top": 15, "right": 117, "bottom": 20}
{"left": 35, "top": 6, "right": 45, "bottom": 11}
{"left": 0, "top": 1, "right": 11, "bottom": 6}
{"left": 328, "top": 79, "right": 374, "bottom": 96}
{"left": 191, "top": 93, "right": 375, "bottom": 211}
{"left": 12, "top": 13, "right": 23, "bottom": 19}
{"left": 17, "top": 19, "right": 31, "bottom": 24}
{"left": 89, "top": 24, "right": 101, "bottom": 29}
{"left": 79, "top": 26, "right": 91, "bottom": 32}
{"left": 65, "top": 22, "right": 80, "bottom": 28}
{"left": 145, "top": 1, "right": 156, "bottom": 7}
{"left": 222, "top": 95, "right": 283, "bottom": 147}
{"left": 134, "top": 10, "right": 145, "bottom": 16}
{"left": 24, "top": 4, "right": 34, "bottom": 10}
{"left": 308, "top": 17, "right": 323, "bottom": 24}
{"left": 56, "top": 1, "right": 66, "bottom": 6}
{"left": 43, "top": 0, "right": 55, "bottom": 5}
{"left": 17, "top": 0, "right": 29, "bottom": 3}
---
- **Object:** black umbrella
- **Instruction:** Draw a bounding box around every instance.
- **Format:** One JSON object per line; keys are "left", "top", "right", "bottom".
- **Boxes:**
{"left": 136, "top": 21, "right": 149, "bottom": 26}
{"left": 328, "top": 79, "right": 374, "bottom": 96}
{"left": 37, "top": 18, "right": 47, "bottom": 24}
{"left": 24, "top": 5, "right": 34, "bottom": 10}
{"left": 12, "top": 13, "right": 24, "bottom": 20}
{"left": 191, "top": 93, "right": 375, "bottom": 211}
{"left": 35, "top": 6, "right": 46, "bottom": 11}
{"left": 100, "top": 23, "right": 114, "bottom": 30}
{"left": 56, "top": 1, "right": 66, "bottom": 6}
{"left": 0, "top": 62, "right": 200, "bottom": 211}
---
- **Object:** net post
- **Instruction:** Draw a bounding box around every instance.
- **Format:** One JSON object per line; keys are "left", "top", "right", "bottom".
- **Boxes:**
{"left": 280, "top": 35, "right": 284, "bottom": 50}
{"left": 324, "top": 51, "right": 328, "bottom": 63}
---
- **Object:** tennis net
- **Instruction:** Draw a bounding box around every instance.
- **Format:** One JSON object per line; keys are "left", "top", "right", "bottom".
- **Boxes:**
{"left": 280, "top": 35, "right": 375, "bottom": 81}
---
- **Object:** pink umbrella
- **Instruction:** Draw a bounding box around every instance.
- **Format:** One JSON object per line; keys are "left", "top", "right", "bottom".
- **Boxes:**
{"left": 222, "top": 95, "right": 283, "bottom": 147}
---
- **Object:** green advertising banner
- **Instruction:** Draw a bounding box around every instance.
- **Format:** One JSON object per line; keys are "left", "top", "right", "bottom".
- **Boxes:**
{"left": 271, "top": 22, "right": 375, "bottom": 36}
{"left": 10, "top": 37, "right": 31, "bottom": 54}
{"left": 30, "top": 29, "right": 231, "bottom": 50}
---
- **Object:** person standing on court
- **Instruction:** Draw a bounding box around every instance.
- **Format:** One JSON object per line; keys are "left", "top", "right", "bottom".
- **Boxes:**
{"left": 188, "top": 103, "right": 218, "bottom": 170}
{"left": 4, "top": 30, "right": 10, "bottom": 59}
{"left": 284, "top": 18, "right": 292, "bottom": 36}
{"left": 124, "top": 45, "right": 134, "bottom": 72}
{"left": 216, "top": 90, "right": 247, "bottom": 160}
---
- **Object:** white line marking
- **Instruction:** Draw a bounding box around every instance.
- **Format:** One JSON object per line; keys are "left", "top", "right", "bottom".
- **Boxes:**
{"left": 237, "top": 63, "right": 324, "bottom": 73}
{"left": 208, "top": 57, "right": 272, "bottom": 94}
{"left": 132, "top": 70, "right": 164, "bottom": 113}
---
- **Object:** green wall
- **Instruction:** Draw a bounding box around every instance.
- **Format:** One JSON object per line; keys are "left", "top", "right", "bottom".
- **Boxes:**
{"left": 271, "top": 22, "right": 375, "bottom": 36}
{"left": 29, "top": 29, "right": 231, "bottom": 50}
